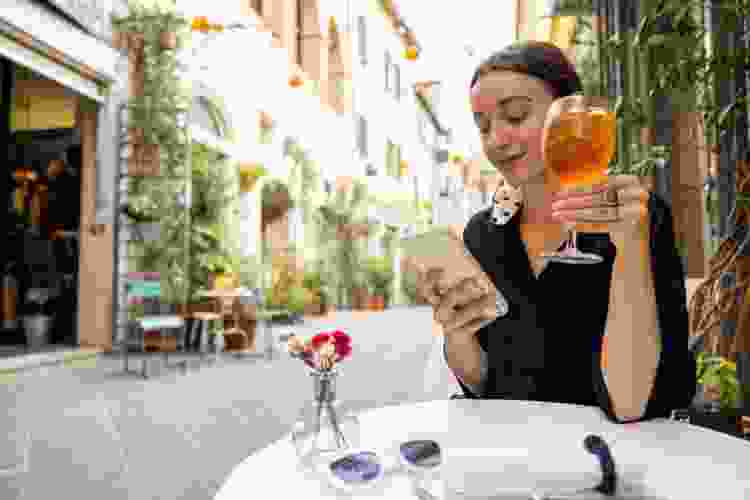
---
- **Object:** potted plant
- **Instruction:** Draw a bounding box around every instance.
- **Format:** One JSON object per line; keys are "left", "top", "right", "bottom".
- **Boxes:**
{"left": 159, "top": 12, "right": 188, "bottom": 51}
{"left": 122, "top": 195, "right": 161, "bottom": 242}
{"left": 696, "top": 352, "right": 740, "bottom": 412}
{"left": 351, "top": 271, "right": 369, "bottom": 311}
{"left": 203, "top": 254, "right": 234, "bottom": 290}
{"left": 302, "top": 270, "right": 324, "bottom": 316}
{"left": 287, "top": 285, "right": 309, "bottom": 318}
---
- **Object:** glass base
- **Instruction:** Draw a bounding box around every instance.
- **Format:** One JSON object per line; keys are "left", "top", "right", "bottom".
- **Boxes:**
{"left": 540, "top": 246, "right": 603, "bottom": 264}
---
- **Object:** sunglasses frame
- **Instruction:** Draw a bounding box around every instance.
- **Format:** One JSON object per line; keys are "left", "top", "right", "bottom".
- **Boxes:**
{"left": 323, "top": 440, "right": 442, "bottom": 493}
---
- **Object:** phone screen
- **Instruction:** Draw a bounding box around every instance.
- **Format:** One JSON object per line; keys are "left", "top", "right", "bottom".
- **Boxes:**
{"left": 400, "top": 228, "right": 479, "bottom": 286}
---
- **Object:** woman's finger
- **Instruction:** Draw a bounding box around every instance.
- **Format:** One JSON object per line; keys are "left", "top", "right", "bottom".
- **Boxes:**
{"left": 443, "top": 293, "right": 497, "bottom": 333}
{"left": 436, "top": 277, "right": 481, "bottom": 322}
{"left": 448, "top": 309, "right": 498, "bottom": 340}
{"left": 419, "top": 268, "right": 444, "bottom": 305}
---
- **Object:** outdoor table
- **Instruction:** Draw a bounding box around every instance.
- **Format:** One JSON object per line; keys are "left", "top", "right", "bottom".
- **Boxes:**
{"left": 193, "top": 288, "right": 289, "bottom": 361}
{"left": 254, "top": 309, "right": 291, "bottom": 360}
{"left": 122, "top": 314, "right": 186, "bottom": 378}
{"left": 213, "top": 399, "right": 750, "bottom": 499}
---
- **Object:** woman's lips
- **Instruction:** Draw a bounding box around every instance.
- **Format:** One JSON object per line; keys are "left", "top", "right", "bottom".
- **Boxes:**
{"left": 495, "top": 152, "right": 527, "bottom": 168}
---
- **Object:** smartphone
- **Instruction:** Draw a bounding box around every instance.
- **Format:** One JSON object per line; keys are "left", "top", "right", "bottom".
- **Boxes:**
{"left": 399, "top": 226, "right": 482, "bottom": 288}
{"left": 400, "top": 227, "right": 509, "bottom": 316}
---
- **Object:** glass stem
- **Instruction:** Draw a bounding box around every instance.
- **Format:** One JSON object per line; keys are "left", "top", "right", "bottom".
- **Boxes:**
{"left": 568, "top": 228, "right": 577, "bottom": 251}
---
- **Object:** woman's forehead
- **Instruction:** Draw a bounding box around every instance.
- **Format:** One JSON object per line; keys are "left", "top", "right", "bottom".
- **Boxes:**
{"left": 473, "top": 70, "right": 551, "bottom": 99}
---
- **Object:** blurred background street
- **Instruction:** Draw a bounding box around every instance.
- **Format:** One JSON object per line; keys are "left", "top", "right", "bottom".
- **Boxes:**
{"left": 1, "top": 307, "right": 458, "bottom": 500}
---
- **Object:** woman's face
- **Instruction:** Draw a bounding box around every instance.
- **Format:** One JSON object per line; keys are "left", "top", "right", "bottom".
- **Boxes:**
{"left": 471, "top": 70, "right": 556, "bottom": 188}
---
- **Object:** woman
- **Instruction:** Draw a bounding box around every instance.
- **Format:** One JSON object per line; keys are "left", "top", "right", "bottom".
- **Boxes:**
{"left": 419, "top": 41, "right": 696, "bottom": 423}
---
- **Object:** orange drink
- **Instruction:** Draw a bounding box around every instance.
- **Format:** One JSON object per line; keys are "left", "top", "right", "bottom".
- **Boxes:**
{"left": 544, "top": 107, "right": 616, "bottom": 189}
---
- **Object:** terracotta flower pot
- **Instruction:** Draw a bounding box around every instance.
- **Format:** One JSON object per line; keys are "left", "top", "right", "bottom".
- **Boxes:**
{"left": 112, "top": 31, "right": 128, "bottom": 51}
{"left": 128, "top": 33, "right": 145, "bottom": 52}
{"left": 375, "top": 296, "right": 385, "bottom": 311}
{"left": 160, "top": 31, "right": 178, "bottom": 50}
{"left": 129, "top": 127, "right": 144, "bottom": 145}
{"left": 130, "top": 144, "right": 161, "bottom": 177}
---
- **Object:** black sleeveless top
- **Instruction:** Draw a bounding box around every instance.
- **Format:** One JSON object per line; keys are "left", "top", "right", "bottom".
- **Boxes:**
{"left": 458, "top": 192, "right": 696, "bottom": 423}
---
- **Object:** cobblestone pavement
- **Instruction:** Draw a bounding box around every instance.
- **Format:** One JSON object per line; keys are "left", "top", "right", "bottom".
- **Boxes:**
{"left": 0, "top": 307, "right": 458, "bottom": 500}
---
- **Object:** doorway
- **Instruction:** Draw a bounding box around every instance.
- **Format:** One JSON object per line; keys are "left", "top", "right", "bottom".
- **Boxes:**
{"left": 0, "top": 57, "right": 83, "bottom": 354}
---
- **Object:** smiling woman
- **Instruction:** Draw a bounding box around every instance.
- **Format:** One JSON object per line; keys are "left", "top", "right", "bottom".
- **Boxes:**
{"left": 416, "top": 41, "right": 696, "bottom": 424}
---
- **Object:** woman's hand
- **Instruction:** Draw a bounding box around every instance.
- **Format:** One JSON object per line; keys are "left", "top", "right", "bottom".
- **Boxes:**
{"left": 550, "top": 175, "right": 650, "bottom": 241}
{"left": 416, "top": 266, "right": 500, "bottom": 343}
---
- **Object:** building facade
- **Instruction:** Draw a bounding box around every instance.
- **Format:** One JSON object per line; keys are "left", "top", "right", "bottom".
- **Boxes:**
{"left": 1, "top": 0, "right": 127, "bottom": 353}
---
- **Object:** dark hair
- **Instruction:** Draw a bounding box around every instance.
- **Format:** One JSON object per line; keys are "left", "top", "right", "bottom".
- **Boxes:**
{"left": 470, "top": 41, "right": 582, "bottom": 99}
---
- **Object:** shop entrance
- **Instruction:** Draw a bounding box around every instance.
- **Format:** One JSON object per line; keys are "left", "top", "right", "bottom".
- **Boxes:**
{"left": 1, "top": 57, "right": 83, "bottom": 354}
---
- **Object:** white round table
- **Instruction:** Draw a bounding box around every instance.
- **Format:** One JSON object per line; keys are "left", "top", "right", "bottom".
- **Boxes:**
{"left": 213, "top": 400, "right": 750, "bottom": 499}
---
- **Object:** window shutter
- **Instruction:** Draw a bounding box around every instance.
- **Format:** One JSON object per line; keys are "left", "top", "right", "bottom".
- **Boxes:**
{"left": 358, "top": 16, "right": 367, "bottom": 65}
{"left": 357, "top": 114, "right": 368, "bottom": 158}
{"left": 385, "top": 51, "right": 391, "bottom": 91}
{"left": 393, "top": 65, "right": 401, "bottom": 100}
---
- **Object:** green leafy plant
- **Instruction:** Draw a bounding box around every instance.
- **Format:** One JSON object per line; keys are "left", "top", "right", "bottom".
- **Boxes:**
{"left": 363, "top": 256, "right": 394, "bottom": 300}
{"left": 201, "top": 254, "right": 233, "bottom": 275}
{"left": 286, "top": 285, "right": 309, "bottom": 314}
{"left": 696, "top": 351, "right": 740, "bottom": 410}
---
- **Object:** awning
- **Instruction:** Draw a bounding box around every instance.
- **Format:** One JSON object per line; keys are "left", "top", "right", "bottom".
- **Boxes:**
{"left": 0, "top": 0, "right": 121, "bottom": 102}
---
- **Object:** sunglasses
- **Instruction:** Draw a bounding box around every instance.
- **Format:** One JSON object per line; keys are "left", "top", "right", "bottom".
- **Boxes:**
{"left": 325, "top": 439, "right": 442, "bottom": 493}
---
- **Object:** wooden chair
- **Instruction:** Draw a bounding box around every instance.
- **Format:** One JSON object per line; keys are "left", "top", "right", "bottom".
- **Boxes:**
{"left": 216, "top": 295, "right": 248, "bottom": 352}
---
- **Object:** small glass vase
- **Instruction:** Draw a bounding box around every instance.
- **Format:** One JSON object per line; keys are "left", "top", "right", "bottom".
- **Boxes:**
{"left": 291, "top": 367, "right": 361, "bottom": 468}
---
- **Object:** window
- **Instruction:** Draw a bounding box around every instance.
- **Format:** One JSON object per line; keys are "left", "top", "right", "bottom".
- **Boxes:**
{"left": 395, "top": 145, "right": 402, "bottom": 178}
{"left": 356, "top": 113, "right": 368, "bottom": 158}
{"left": 385, "top": 51, "right": 391, "bottom": 92}
{"left": 393, "top": 64, "right": 401, "bottom": 100}
{"left": 385, "top": 141, "right": 401, "bottom": 179}
{"left": 357, "top": 16, "right": 367, "bottom": 65}
{"left": 295, "top": 1, "right": 304, "bottom": 67}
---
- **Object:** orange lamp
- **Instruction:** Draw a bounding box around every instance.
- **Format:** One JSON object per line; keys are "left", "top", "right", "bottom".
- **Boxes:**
{"left": 191, "top": 16, "right": 210, "bottom": 33}
{"left": 289, "top": 74, "right": 304, "bottom": 88}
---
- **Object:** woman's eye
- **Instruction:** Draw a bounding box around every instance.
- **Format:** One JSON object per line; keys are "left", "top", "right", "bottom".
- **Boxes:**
{"left": 507, "top": 115, "right": 526, "bottom": 125}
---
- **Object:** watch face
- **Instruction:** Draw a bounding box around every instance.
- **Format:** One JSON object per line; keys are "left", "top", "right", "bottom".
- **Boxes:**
{"left": 400, "top": 440, "right": 442, "bottom": 468}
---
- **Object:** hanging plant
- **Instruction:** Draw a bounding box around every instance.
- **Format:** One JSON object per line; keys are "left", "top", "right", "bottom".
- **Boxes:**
{"left": 158, "top": 13, "right": 188, "bottom": 50}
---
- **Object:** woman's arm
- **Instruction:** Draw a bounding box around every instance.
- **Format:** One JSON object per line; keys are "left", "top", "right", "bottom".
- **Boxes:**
{"left": 599, "top": 193, "right": 696, "bottom": 423}
{"left": 444, "top": 334, "right": 489, "bottom": 396}
{"left": 602, "top": 212, "right": 661, "bottom": 422}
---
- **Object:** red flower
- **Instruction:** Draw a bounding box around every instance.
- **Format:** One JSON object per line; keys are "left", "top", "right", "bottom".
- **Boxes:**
{"left": 331, "top": 330, "right": 351, "bottom": 346}
{"left": 335, "top": 342, "right": 352, "bottom": 360}
{"left": 311, "top": 332, "right": 331, "bottom": 350}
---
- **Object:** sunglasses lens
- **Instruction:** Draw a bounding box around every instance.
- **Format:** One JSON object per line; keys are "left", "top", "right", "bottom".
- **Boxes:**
{"left": 329, "top": 451, "right": 382, "bottom": 484}
{"left": 400, "top": 440, "right": 442, "bottom": 468}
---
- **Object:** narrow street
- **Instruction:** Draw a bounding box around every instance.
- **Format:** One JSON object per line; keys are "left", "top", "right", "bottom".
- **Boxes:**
{"left": 1, "top": 307, "right": 458, "bottom": 500}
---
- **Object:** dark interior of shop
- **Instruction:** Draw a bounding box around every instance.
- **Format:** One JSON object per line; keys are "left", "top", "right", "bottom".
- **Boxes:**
{"left": 1, "top": 56, "right": 82, "bottom": 354}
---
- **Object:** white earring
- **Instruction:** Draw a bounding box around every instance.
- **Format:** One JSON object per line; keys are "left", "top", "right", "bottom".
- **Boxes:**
{"left": 490, "top": 181, "right": 523, "bottom": 226}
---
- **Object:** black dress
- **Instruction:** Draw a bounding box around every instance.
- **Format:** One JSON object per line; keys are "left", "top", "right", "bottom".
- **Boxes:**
{"left": 457, "top": 192, "right": 697, "bottom": 423}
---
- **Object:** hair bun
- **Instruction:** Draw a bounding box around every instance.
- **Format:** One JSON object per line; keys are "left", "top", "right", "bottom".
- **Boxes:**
{"left": 470, "top": 41, "right": 583, "bottom": 99}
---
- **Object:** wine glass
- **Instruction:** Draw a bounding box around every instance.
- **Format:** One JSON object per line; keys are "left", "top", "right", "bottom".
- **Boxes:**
{"left": 539, "top": 94, "right": 616, "bottom": 264}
